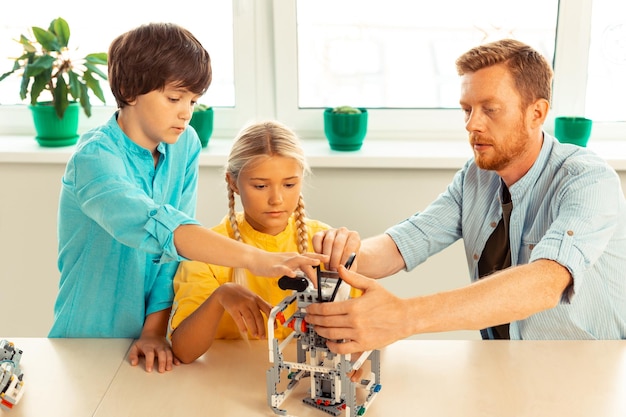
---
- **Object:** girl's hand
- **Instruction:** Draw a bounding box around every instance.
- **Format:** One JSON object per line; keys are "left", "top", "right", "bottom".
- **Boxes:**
{"left": 217, "top": 283, "right": 272, "bottom": 339}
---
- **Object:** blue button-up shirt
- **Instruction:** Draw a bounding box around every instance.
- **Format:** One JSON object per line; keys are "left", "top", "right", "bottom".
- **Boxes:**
{"left": 49, "top": 113, "right": 201, "bottom": 338}
{"left": 387, "top": 134, "right": 626, "bottom": 339}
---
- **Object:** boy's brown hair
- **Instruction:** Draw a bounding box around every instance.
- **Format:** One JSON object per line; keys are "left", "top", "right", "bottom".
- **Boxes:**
{"left": 108, "top": 22, "right": 212, "bottom": 108}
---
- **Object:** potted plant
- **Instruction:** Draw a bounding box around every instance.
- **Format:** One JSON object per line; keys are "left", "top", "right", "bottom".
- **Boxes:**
{"left": 188, "top": 103, "right": 214, "bottom": 148}
{"left": 0, "top": 17, "right": 108, "bottom": 147}
{"left": 323, "top": 105, "right": 368, "bottom": 151}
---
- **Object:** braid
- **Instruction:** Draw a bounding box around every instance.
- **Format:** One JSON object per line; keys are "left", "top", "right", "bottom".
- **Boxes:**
{"left": 294, "top": 194, "right": 308, "bottom": 254}
{"left": 227, "top": 186, "right": 241, "bottom": 242}
{"left": 228, "top": 185, "right": 247, "bottom": 287}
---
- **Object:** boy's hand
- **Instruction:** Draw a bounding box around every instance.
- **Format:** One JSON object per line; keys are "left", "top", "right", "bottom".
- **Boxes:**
{"left": 250, "top": 252, "right": 328, "bottom": 283}
{"left": 129, "top": 309, "right": 179, "bottom": 373}
{"left": 128, "top": 335, "right": 179, "bottom": 373}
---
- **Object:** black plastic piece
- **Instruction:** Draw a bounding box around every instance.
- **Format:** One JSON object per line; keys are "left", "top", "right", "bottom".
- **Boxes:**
{"left": 278, "top": 275, "right": 309, "bottom": 292}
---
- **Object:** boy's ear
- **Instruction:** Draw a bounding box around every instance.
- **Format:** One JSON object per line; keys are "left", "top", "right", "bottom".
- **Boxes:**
{"left": 225, "top": 173, "right": 239, "bottom": 194}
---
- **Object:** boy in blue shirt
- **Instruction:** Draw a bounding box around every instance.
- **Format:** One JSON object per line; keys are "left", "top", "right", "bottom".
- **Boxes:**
{"left": 49, "top": 22, "right": 324, "bottom": 373}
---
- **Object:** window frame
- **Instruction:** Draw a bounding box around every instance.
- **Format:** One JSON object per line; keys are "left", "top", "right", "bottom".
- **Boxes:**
{"left": 272, "top": 0, "right": 626, "bottom": 141}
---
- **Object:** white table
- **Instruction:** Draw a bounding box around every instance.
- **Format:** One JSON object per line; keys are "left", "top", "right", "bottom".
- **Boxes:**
{"left": 3, "top": 338, "right": 132, "bottom": 417}
{"left": 4, "top": 338, "right": 626, "bottom": 417}
{"left": 96, "top": 339, "right": 626, "bottom": 417}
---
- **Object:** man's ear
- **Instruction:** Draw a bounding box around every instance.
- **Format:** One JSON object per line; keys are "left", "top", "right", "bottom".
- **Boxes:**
{"left": 529, "top": 98, "right": 550, "bottom": 128}
{"left": 226, "top": 172, "right": 239, "bottom": 194}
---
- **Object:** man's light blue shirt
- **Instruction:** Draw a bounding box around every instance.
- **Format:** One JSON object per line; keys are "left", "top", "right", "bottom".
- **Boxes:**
{"left": 49, "top": 113, "right": 202, "bottom": 338}
{"left": 387, "top": 134, "right": 626, "bottom": 339}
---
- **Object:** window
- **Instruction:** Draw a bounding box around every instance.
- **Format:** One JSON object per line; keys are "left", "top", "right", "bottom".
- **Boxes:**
{"left": 0, "top": 0, "right": 246, "bottom": 135}
{"left": 586, "top": 0, "right": 626, "bottom": 122}
{"left": 1, "top": 0, "right": 624, "bottom": 141}
{"left": 294, "top": 0, "right": 558, "bottom": 109}
{"left": 275, "top": 0, "right": 625, "bottom": 141}
{"left": 273, "top": 0, "right": 559, "bottom": 139}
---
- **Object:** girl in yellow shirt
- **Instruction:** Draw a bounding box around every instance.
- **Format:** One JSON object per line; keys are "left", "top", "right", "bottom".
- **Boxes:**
{"left": 169, "top": 121, "right": 335, "bottom": 363}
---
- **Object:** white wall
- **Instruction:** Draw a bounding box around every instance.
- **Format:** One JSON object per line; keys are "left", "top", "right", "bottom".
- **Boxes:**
{"left": 2, "top": 160, "right": 625, "bottom": 340}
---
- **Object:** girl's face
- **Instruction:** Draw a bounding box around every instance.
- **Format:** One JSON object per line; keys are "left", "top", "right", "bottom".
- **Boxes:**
{"left": 228, "top": 155, "right": 303, "bottom": 236}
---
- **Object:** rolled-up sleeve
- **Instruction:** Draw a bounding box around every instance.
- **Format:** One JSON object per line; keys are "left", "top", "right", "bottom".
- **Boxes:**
{"left": 144, "top": 204, "right": 199, "bottom": 263}
{"left": 530, "top": 157, "right": 624, "bottom": 302}
{"left": 68, "top": 139, "right": 200, "bottom": 263}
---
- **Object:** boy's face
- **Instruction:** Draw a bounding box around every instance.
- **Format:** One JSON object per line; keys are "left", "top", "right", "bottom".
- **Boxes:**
{"left": 122, "top": 84, "right": 201, "bottom": 150}
{"left": 228, "top": 156, "right": 303, "bottom": 236}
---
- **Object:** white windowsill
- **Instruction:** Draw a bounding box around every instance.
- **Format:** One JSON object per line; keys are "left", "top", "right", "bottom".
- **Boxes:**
{"left": 1, "top": 135, "right": 625, "bottom": 172}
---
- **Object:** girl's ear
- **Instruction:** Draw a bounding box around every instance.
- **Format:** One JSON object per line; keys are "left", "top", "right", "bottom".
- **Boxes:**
{"left": 226, "top": 172, "right": 239, "bottom": 194}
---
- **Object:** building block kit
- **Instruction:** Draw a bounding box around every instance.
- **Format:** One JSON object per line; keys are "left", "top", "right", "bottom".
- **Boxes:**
{"left": 266, "top": 258, "right": 382, "bottom": 416}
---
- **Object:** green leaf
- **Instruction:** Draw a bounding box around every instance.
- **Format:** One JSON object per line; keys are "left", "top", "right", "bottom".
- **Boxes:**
{"left": 333, "top": 105, "right": 361, "bottom": 114}
{"left": 67, "top": 71, "right": 81, "bottom": 99}
{"left": 79, "top": 83, "right": 92, "bottom": 117}
{"left": 50, "top": 17, "right": 70, "bottom": 48}
{"left": 85, "top": 52, "right": 108, "bottom": 66}
{"left": 18, "top": 35, "right": 37, "bottom": 53}
{"left": 32, "top": 26, "right": 61, "bottom": 52}
{"left": 53, "top": 75, "right": 69, "bottom": 118}
{"left": 30, "top": 71, "right": 50, "bottom": 104}
{"left": 19, "top": 73, "right": 30, "bottom": 101}
{"left": 194, "top": 103, "right": 211, "bottom": 111}
{"left": 0, "top": 61, "right": 22, "bottom": 82}
{"left": 83, "top": 71, "right": 106, "bottom": 104}
{"left": 84, "top": 62, "right": 108, "bottom": 81}
{"left": 24, "top": 55, "right": 55, "bottom": 78}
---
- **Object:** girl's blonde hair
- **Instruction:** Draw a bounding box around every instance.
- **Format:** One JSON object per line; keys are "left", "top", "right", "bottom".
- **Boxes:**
{"left": 226, "top": 121, "right": 310, "bottom": 286}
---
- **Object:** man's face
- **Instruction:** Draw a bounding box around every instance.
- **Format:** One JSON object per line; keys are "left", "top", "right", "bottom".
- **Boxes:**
{"left": 459, "top": 63, "right": 534, "bottom": 173}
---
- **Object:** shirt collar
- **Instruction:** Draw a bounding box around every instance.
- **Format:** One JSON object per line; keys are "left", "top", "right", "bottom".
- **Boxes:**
{"left": 108, "top": 112, "right": 168, "bottom": 159}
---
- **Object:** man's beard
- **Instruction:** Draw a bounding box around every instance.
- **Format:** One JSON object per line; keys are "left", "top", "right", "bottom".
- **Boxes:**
{"left": 471, "top": 124, "right": 529, "bottom": 171}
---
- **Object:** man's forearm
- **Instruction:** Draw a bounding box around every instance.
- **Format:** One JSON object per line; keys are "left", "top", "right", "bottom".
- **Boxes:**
{"left": 357, "top": 234, "right": 406, "bottom": 279}
{"left": 405, "top": 259, "right": 572, "bottom": 335}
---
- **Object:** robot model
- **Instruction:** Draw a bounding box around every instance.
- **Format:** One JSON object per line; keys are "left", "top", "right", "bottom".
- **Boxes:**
{"left": 266, "top": 256, "right": 382, "bottom": 417}
{"left": 0, "top": 340, "right": 24, "bottom": 411}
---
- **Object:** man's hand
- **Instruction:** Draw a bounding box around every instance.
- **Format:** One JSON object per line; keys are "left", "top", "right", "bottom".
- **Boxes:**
{"left": 128, "top": 334, "right": 179, "bottom": 373}
{"left": 312, "top": 227, "right": 361, "bottom": 271}
{"left": 217, "top": 283, "right": 272, "bottom": 339}
{"left": 305, "top": 265, "right": 408, "bottom": 354}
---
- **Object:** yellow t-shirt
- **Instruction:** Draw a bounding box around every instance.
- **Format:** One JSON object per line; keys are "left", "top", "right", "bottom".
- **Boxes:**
{"left": 169, "top": 213, "right": 331, "bottom": 340}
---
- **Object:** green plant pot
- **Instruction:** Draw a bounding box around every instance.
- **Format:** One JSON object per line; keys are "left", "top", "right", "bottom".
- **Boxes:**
{"left": 29, "top": 102, "right": 80, "bottom": 147}
{"left": 554, "top": 116, "right": 592, "bottom": 147}
{"left": 189, "top": 108, "right": 214, "bottom": 148}
{"left": 323, "top": 108, "right": 368, "bottom": 151}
